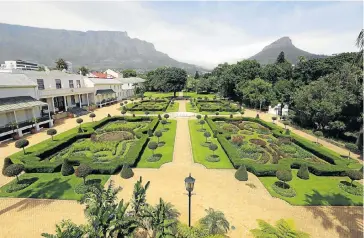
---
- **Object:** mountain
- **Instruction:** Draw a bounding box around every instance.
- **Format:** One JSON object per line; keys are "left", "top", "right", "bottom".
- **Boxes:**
{"left": 0, "top": 23, "right": 205, "bottom": 73}
{"left": 249, "top": 37, "right": 327, "bottom": 65}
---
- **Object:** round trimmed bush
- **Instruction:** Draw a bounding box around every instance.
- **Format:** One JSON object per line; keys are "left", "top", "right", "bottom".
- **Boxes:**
{"left": 148, "top": 141, "right": 158, "bottom": 155}
{"left": 120, "top": 164, "right": 134, "bottom": 179}
{"left": 272, "top": 116, "right": 277, "bottom": 123}
{"left": 76, "top": 118, "right": 83, "bottom": 124}
{"left": 164, "top": 114, "right": 170, "bottom": 120}
{"left": 148, "top": 129, "right": 154, "bottom": 137}
{"left": 203, "top": 131, "right": 211, "bottom": 142}
{"left": 206, "top": 155, "right": 220, "bottom": 162}
{"left": 2, "top": 157, "right": 13, "bottom": 176}
{"left": 15, "top": 139, "right": 29, "bottom": 154}
{"left": 196, "top": 115, "right": 202, "bottom": 120}
{"left": 235, "top": 165, "right": 248, "bottom": 181}
{"left": 297, "top": 164, "right": 310, "bottom": 180}
{"left": 121, "top": 110, "right": 127, "bottom": 116}
{"left": 145, "top": 111, "right": 150, "bottom": 116}
{"left": 75, "top": 164, "right": 92, "bottom": 184}
{"left": 272, "top": 182, "right": 296, "bottom": 197}
{"left": 89, "top": 113, "right": 96, "bottom": 122}
{"left": 256, "top": 114, "right": 259, "bottom": 119}
{"left": 283, "top": 121, "right": 290, "bottom": 129}
{"left": 158, "top": 114, "right": 162, "bottom": 120}
{"left": 161, "top": 119, "right": 168, "bottom": 128}
{"left": 154, "top": 130, "right": 163, "bottom": 143}
{"left": 346, "top": 170, "right": 363, "bottom": 187}
{"left": 215, "top": 112, "right": 219, "bottom": 116}
{"left": 47, "top": 128, "right": 57, "bottom": 140}
{"left": 209, "top": 143, "right": 218, "bottom": 155}
{"left": 61, "top": 159, "right": 74, "bottom": 176}
{"left": 230, "top": 114, "right": 233, "bottom": 118}
{"left": 4, "top": 164, "right": 24, "bottom": 182}
{"left": 276, "top": 170, "right": 292, "bottom": 189}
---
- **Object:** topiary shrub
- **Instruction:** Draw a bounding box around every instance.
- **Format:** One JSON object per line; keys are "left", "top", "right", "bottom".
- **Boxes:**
{"left": 209, "top": 143, "right": 218, "bottom": 155}
{"left": 4, "top": 164, "right": 24, "bottom": 183}
{"left": 235, "top": 165, "right": 248, "bottom": 181}
{"left": 154, "top": 130, "right": 163, "bottom": 144}
{"left": 213, "top": 130, "right": 218, "bottom": 138}
{"left": 107, "top": 114, "right": 111, "bottom": 117}
{"left": 230, "top": 114, "right": 233, "bottom": 118}
{"left": 75, "top": 164, "right": 92, "bottom": 184}
{"left": 61, "top": 159, "right": 74, "bottom": 176}
{"left": 148, "top": 141, "right": 158, "bottom": 155}
{"left": 164, "top": 114, "right": 170, "bottom": 120}
{"left": 158, "top": 114, "right": 162, "bottom": 120}
{"left": 76, "top": 118, "right": 83, "bottom": 132}
{"left": 132, "top": 114, "right": 136, "bottom": 117}
{"left": 297, "top": 164, "right": 310, "bottom": 180}
{"left": 203, "top": 131, "right": 211, "bottom": 142}
{"left": 272, "top": 116, "right": 277, "bottom": 123}
{"left": 196, "top": 115, "right": 202, "bottom": 120}
{"left": 148, "top": 129, "right": 154, "bottom": 137}
{"left": 256, "top": 114, "right": 259, "bottom": 119}
{"left": 346, "top": 170, "right": 363, "bottom": 187}
{"left": 47, "top": 129, "right": 57, "bottom": 141}
{"left": 120, "top": 164, "right": 134, "bottom": 179}
{"left": 2, "top": 157, "right": 13, "bottom": 176}
{"left": 89, "top": 113, "right": 96, "bottom": 122}
{"left": 276, "top": 170, "right": 292, "bottom": 189}
{"left": 15, "top": 139, "right": 29, "bottom": 154}
{"left": 283, "top": 121, "right": 290, "bottom": 129}
{"left": 199, "top": 120, "right": 206, "bottom": 130}
{"left": 215, "top": 112, "right": 219, "bottom": 116}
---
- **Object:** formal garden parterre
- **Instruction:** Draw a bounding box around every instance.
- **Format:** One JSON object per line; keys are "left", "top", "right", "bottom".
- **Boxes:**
{"left": 0, "top": 115, "right": 177, "bottom": 199}
{"left": 123, "top": 98, "right": 178, "bottom": 114}
{"left": 187, "top": 98, "right": 241, "bottom": 115}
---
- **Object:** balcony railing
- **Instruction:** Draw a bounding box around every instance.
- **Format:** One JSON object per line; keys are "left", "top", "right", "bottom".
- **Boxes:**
{"left": 39, "top": 87, "right": 94, "bottom": 98}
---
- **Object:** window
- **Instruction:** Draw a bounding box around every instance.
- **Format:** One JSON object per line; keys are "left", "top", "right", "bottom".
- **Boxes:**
{"left": 69, "top": 80, "right": 74, "bottom": 88}
{"left": 55, "top": 79, "right": 62, "bottom": 89}
{"left": 71, "top": 95, "right": 75, "bottom": 105}
{"left": 76, "top": 80, "right": 81, "bottom": 88}
{"left": 37, "top": 79, "right": 44, "bottom": 90}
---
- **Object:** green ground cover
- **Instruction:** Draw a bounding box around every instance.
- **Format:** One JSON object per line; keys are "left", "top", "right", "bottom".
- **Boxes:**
{"left": 188, "top": 120, "right": 233, "bottom": 169}
{"left": 183, "top": 92, "right": 216, "bottom": 99}
{"left": 137, "top": 120, "right": 177, "bottom": 168}
{"left": 186, "top": 102, "right": 239, "bottom": 115}
{"left": 259, "top": 170, "right": 363, "bottom": 206}
{"left": 0, "top": 173, "right": 110, "bottom": 200}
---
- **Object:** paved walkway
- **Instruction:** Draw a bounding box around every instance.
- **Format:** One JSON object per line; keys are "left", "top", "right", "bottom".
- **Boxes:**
{"left": 0, "top": 96, "right": 362, "bottom": 238}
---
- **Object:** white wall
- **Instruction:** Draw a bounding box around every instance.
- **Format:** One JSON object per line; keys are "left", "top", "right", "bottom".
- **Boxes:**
{"left": 0, "top": 87, "right": 37, "bottom": 98}
{"left": 0, "top": 106, "right": 42, "bottom": 127}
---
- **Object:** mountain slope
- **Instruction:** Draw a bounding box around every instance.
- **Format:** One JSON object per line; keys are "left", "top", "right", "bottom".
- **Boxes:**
{"left": 0, "top": 23, "right": 204, "bottom": 73}
{"left": 249, "top": 37, "right": 327, "bottom": 65}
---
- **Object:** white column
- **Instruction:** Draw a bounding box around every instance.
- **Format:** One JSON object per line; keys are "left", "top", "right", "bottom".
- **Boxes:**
{"left": 48, "top": 105, "right": 54, "bottom": 127}
{"left": 51, "top": 97, "right": 55, "bottom": 113}
{"left": 86, "top": 93, "right": 90, "bottom": 106}
{"left": 64, "top": 96, "right": 68, "bottom": 111}
{"left": 78, "top": 94, "right": 82, "bottom": 108}
{"left": 13, "top": 111, "right": 23, "bottom": 137}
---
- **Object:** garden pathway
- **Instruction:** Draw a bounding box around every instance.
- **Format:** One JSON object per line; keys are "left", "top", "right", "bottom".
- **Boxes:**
{"left": 0, "top": 96, "right": 362, "bottom": 238}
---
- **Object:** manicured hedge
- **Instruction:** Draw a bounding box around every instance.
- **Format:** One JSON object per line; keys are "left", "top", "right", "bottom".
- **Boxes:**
{"left": 126, "top": 99, "right": 171, "bottom": 112}
{"left": 10, "top": 116, "right": 159, "bottom": 174}
{"left": 209, "top": 117, "right": 359, "bottom": 177}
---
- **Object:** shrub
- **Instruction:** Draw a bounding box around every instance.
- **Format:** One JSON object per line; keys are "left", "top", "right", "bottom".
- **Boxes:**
{"left": 15, "top": 139, "right": 29, "bottom": 154}
{"left": 209, "top": 143, "right": 218, "bottom": 155}
{"left": 346, "top": 170, "right": 363, "bottom": 186}
{"left": 215, "top": 112, "right": 219, "bottom": 116}
{"left": 230, "top": 114, "right": 233, "bottom": 118}
{"left": 161, "top": 119, "right": 168, "bottom": 128}
{"left": 158, "top": 114, "right": 162, "bottom": 120}
{"left": 6, "top": 177, "right": 38, "bottom": 193}
{"left": 164, "top": 114, "right": 170, "bottom": 120}
{"left": 204, "top": 115, "right": 208, "bottom": 120}
{"left": 90, "top": 133, "right": 97, "bottom": 142}
{"left": 249, "top": 139, "right": 266, "bottom": 147}
{"left": 47, "top": 129, "right": 57, "bottom": 141}
{"left": 148, "top": 129, "right": 153, "bottom": 137}
{"left": 213, "top": 130, "right": 218, "bottom": 138}
{"left": 120, "top": 164, "right": 134, "bottom": 179}
{"left": 338, "top": 181, "right": 363, "bottom": 196}
{"left": 75, "top": 164, "right": 92, "bottom": 184}
{"left": 119, "top": 102, "right": 124, "bottom": 106}
{"left": 297, "top": 164, "right": 310, "bottom": 180}
{"left": 231, "top": 135, "right": 244, "bottom": 146}
{"left": 133, "top": 114, "right": 136, "bottom": 117}
{"left": 199, "top": 120, "right": 206, "bottom": 129}
{"left": 4, "top": 164, "right": 24, "bottom": 183}
{"left": 61, "top": 159, "right": 74, "bottom": 176}
{"left": 154, "top": 130, "right": 163, "bottom": 143}
{"left": 256, "top": 114, "right": 259, "bottom": 119}
{"left": 148, "top": 141, "right": 158, "bottom": 155}
{"left": 283, "top": 121, "right": 290, "bottom": 129}
{"left": 196, "top": 115, "right": 202, "bottom": 120}
{"left": 314, "top": 131, "right": 323, "bottom": 143}
{"left": 285, "top": 129, "right": 290, "bottom": 135}
{"left": 2, "top": 157, "right": 13, "bottom": 176}
{"left": 121, "top": 110, "right": 127, "bottom": 116}
{"left": 276, "top": 170, "right": 292, "bottom": 188}
{"left": 272, "top": 182, "right": 296, "bottom": 197}
{"left": 89, "top": 113, "right": 96, "bottom": 122}
{"left": 76, "top": 118, "right": 83, "bottom": 131}
{"left": 235, "top": 165, "right": 248, "bottom": 181}
{"left": 203, "top": 131, "right": 211, "bottom": 142}
{"left": 145, "top": 111, "right": 150, "bottom": 116}
{"left": 272, "top": 116, "right": 277, "bottom": 123}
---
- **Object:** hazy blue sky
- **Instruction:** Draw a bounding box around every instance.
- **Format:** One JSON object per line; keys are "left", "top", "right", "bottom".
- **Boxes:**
{"left": 0, "top": 1, "right": 362, "bottom": 68}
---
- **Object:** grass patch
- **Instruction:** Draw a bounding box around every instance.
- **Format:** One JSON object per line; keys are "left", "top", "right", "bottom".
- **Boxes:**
{"left": 189, "top": 120, "right": 233, "bottom": 169}
{"left": 0, "top": 173, "right": 110, "bottom": 200}
{"left": 259, "top": 170, "right": 363, "bottom": 206}
{"left": 137, "top": 120, "right": 177, "bottom": 168}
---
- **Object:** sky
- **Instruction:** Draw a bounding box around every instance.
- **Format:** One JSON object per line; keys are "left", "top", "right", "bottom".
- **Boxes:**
{"left": 0, "top": 1, "right": 362, "bottom": 69}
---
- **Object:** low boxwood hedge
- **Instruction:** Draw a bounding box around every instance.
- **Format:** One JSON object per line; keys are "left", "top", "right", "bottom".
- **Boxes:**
{"left": 9, "top": 116, "right": 159, "bottom": 174}
{"left": 209, "top": 117, "right": 359, "bottom": 177}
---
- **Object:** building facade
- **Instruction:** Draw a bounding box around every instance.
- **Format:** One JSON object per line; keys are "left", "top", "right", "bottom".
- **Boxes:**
{"left": 0, "top": 60, "right": 40, "bottom": 71}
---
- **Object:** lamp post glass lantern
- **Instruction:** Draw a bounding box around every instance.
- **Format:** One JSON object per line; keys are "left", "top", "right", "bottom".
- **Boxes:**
{"left": 185, "top": 173, "right": 195, "bottom": 227}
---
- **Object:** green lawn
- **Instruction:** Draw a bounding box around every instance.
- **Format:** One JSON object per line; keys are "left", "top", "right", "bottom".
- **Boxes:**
{"left": 144, "top": 92, "right": 174, "bottom": 98}
{"left": 259, "top": 170, "right": 363, "bottom": 206}
{"left": 0, "top": 173, "right": 110, "bottom": 200}
{"left": 183, "top": 92, "right": 217, "bottom": 99}
{"left": 188, "top": 120, "right": 233, "bottom": 169}
{"left": 166, "top": 102, "right": 179, "bottom": 112}
{"left": 137, "top": 120, "right": 177, "bottom": 168}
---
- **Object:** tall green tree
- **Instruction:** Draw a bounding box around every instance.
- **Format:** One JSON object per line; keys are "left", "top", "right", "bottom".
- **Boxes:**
{"left": 199, "top": 208, "right": 230, "bottom": 235}
{"left": 194, "top": 71, "right": 200, "bottom": 79}
{"left": 78, "top": 66, "right": 89, "bottom": 76}
{"left": 276, "top": 51, "right": 286, "bottom": 64}
{"left": 356, "top": 29, "right": 363, "bottom": 65}
{"left": 55, "top": 58, "right": 68, "bottom": 70}
{"left": 238, "top": 78, "right": 274, "bottom": 110}
{"left": 161, "top": 67, "right": 188, "bottom": 97}
{"left": 122, "top": 69, "right": 137, "bottom": 78}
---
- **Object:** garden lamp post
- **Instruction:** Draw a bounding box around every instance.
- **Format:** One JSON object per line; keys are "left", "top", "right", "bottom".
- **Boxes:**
{"left": 184, "top": 173, "right": 195, "bottom": 227}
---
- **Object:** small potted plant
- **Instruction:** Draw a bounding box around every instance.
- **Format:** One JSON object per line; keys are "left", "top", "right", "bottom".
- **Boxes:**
{"left": 68, "top": 112, "right": 74, "bottom": 118}
{"left": 9, "top": 122, "right": 20, "bottom": 140}
{"left": 30, "top": 118, "right": 37, "bottom": 134}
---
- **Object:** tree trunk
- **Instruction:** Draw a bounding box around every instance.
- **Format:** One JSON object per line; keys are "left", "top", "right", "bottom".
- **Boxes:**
{"left": 51, "top": 135, "right": 54, "bottom": 141}
{"left": 174, "top": 91, "right": 176, "bottom": 97}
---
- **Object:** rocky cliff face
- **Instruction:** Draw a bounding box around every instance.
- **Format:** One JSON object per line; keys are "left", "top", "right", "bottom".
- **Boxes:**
{"left": 0, "top": 23, "right": 204, "bottom": 73}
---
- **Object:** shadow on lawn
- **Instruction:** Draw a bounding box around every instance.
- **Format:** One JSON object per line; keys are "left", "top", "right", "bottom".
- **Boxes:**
{"left": 304, "top": 190, "right": 363, "bottom": 238}
{"left": 18, "top": 178, "right": 72, "bottom": 200}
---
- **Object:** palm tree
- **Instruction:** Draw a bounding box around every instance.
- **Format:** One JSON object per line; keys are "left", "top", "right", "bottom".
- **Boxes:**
{"left": 41, "top": 220, "right": 84, "bottom": 238}
{"left": 143, "top": 198, "right": 180, "bottom": 237}
{"left": 55, "top": 58, "right": 68, "bottom": 70}
{"left": 200, "top": 208, "right": 230, "bottom": 235}
{"left": 131, "top": 177, "right": 150, "bottom": 217}
{"left": 250, "top": 219, "right": 310, "bottom": 238}
{"left": 356, "top": 29, "right": 363, "bottom": 65}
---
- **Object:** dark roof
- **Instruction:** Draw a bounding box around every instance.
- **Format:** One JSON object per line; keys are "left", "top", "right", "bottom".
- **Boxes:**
{"left": 0, "top": 96, "right": 48, "bottom": 112}
{"left": 95, "top": 89, "right": 116, "bottom": 95}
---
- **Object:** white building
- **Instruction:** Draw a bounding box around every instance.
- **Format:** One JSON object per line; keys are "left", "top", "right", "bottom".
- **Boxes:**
{"left": 119, "top": 77, "right": 145, "bottom": 99}
{"left": 104, "top": 69, "right": 122, "bottom": 78}
{"left": 84, "top": 77, "right": 122, "bottom": 107}
{"left": 0, "top": 74, "right": 53, "bottom": 140}
{"left": 0, "top": 60, "right": 40, "bottom": 72}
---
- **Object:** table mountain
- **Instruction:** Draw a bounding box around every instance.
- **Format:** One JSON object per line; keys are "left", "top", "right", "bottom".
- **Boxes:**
{"left": 0, "top": 23, "right": 205, "bottom": 73}
{"left": 249, "top": 36, "right": 327, "bottom": 65}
